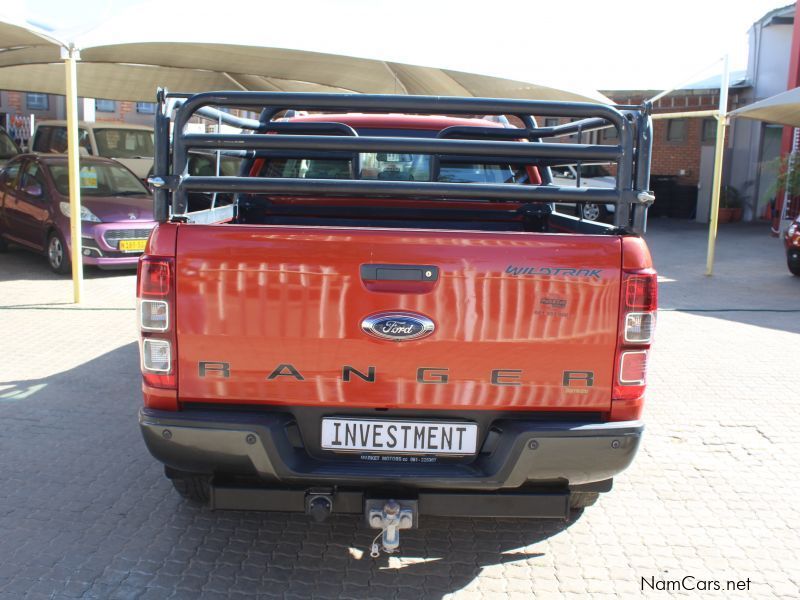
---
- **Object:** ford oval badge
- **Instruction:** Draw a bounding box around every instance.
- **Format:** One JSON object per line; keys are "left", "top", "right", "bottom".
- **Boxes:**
{"left": 361, "top": 312, "right": 435, "bottom": 342}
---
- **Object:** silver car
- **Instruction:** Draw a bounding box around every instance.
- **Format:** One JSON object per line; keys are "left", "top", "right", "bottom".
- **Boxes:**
{"left": 31, "top": 121, "right": 153, "bottom": 180}
{"left": 551, "top": 164, "right": 616, "bottom": 222}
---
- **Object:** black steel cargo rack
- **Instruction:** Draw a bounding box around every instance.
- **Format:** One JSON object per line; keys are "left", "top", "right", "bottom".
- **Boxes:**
{"left": 151, "top": 89, "right": 654, "bottom": 235}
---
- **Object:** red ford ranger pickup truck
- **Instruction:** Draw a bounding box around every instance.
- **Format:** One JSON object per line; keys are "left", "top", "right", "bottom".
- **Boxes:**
{"left": 138, "top": 91, "right": 656, "bottom": 555}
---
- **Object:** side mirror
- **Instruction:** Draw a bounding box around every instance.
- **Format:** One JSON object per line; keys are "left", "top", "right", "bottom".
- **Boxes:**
{"left": 24, "top": 184, "right": 43, "bottom": 197}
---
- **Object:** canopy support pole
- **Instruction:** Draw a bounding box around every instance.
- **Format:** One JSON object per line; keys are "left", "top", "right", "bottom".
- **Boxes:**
{"left": 705, "top": 55, "right": 730, "bottom": 276}
{"left": 62, "top": 45, "right": 83, "bottom": 303}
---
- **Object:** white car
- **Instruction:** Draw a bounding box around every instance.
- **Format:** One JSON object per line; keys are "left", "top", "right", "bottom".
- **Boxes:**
{"left": 32, "top": 121, "right": 153, "bottom": 180}
{"left": 551, "top": 164, "right": 616, "bottom": 222}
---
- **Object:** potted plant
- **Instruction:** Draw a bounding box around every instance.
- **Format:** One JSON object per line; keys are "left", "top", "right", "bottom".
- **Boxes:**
{"left": 718, "top": 185, "right": 743, "bottom": 223}
{"left": 763, "top": 156, "right": 800, "bottom": 222}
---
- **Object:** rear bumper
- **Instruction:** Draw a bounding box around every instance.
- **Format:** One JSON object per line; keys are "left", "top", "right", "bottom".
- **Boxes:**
{"left": 139, "top": 407, "right": 643, "bottom": 491}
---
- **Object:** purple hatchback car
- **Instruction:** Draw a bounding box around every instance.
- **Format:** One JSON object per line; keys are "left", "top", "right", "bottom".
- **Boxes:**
{"left": 0, "top": 154, "right": 155, "bottom": 273}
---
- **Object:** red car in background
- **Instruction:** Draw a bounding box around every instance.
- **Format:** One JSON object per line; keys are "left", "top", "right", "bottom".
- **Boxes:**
{"left": 785, "top": 214, "right": 800, "bottom": 275}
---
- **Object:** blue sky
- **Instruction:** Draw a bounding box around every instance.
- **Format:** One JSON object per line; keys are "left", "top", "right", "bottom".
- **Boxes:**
{"left": 12, "top": 0, "right": 795, "bottom": 90}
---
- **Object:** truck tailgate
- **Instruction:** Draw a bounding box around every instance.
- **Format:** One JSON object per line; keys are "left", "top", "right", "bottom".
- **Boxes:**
{"left": 175, "top": 225, "right": 621, "bottom": 412}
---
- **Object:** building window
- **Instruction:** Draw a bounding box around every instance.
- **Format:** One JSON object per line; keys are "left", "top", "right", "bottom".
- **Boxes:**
{"left": 701, "top": 118, "right": 717, "bottom": 143}
{"left": 95, "top": 99, "right": 116, "bottom": 113}
{"left": 26, "top": 93, "right": 49, "bottom": 111}
{"left": 136, "top": 102, "right": 156, "bottom": 114}
{"left": 666, "top": 119, "right": 687, "bottom": 142}
{"left": 544, "top": 118, "right": 559, "bottom": 127}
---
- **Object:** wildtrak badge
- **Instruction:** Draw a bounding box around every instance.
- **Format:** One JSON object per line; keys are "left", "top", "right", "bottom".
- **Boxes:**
{"left": 506, "top": 265, "right": 602, "bottom": 279}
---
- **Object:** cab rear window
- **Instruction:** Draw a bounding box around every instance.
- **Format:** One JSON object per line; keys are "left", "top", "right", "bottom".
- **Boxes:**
{"left": 252, "top": 128, "right": 532, "bottom": 184}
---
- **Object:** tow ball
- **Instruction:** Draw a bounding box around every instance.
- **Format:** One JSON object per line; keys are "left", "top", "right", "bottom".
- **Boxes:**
{"left": 366, "top": 499, "right": 416, "bottom": 557}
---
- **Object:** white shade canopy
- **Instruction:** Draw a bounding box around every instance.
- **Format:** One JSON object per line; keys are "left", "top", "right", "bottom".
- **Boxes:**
{"left": 0, "top": 13, "right": 610, "bottom": 104}
{"left": 0, "top": 19, "right": 63, "bottom": 70}
{"left": 0, "top": 43, "right": 612, "bottom": 103}
{"left": 730, "top": 86, "right": 800, "bottom": 127}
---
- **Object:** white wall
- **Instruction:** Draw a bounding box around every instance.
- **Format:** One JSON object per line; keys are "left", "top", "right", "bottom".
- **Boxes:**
{"left": 729, "top": 15, "right": 793, "bottom": 220}
{"left": 754, "top": 23, "right": 793, "bottom": 100}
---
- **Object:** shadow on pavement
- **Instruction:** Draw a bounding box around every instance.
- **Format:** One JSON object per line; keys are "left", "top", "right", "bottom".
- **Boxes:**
{"left": 0, "top": 342, "right": 577, "bottom": 599}
{"left": 0, "top": 244, "right": 135, "bottom": 283}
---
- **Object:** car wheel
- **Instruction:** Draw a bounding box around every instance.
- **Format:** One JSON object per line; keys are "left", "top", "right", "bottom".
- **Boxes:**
{"left": 165, "top": 466, "right": 211, "bottom": 504}
{"left": 788, "top": 252, "right": 800, "bottom": 276}
{"left": 569, "top": 491, "right": 599, "bottom": 509}
{"left": 580, "top": 203, "right": 604, "bottom": 222}
{"left": 0, "top": 235, "right": 7, "bottom": 252}
{"left": 47, "top": 230, "right": 71, "bottom": 274}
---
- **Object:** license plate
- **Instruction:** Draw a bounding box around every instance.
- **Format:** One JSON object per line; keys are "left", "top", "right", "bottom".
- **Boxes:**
{"left": 118, "top": 239, "right": 147, "bottom": 252}
{"left": 321, "top": 418, "right": 478, "bottom": 455}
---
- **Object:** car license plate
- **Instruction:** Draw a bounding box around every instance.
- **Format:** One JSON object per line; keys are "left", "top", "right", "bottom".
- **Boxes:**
{"left": 118, "top": 239, "right": 147, "bottom": 252}
{"left": 320, "top": 418, "right": 478, "bottom": 455}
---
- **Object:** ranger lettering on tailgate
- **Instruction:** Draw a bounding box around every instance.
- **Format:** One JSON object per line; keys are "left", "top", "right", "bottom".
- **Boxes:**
{"left": 198, "top": 360, "right": 595, "bottom": 388}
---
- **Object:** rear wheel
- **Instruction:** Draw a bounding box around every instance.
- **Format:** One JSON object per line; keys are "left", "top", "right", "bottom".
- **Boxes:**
{"left": 47, "top": 230, "right": 71, "bottom": 274}
{"left": 569, "top": 491, "right": 599, "bottom": 509}
{"left": 164, "top": 467, "right": 211, "bottom": 504}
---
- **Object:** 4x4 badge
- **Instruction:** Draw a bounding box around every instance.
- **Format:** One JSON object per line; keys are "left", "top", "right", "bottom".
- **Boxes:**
{"left": 361, "top": 312, "right": 435, "bottom": 342}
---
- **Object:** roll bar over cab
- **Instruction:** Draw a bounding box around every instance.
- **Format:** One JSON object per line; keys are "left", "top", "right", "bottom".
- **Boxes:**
{"left": 150, "top": 91, "right": 654, "bottom": 232}
{"left": 139, "top": 90, "right": 656, "bottom": 556}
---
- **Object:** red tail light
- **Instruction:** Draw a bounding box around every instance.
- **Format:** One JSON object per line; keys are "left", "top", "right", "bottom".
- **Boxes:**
{"left": 137, "top": 256, "right": 177, "bottom": 390}
{"left": 624, "top": 273, "right": 657, "bottom": 311}
{"left": 610, "top": 268, "right": 657, "bottom": 421}
{"left": 138, "top": 260, "right": 172, "bottom": 297}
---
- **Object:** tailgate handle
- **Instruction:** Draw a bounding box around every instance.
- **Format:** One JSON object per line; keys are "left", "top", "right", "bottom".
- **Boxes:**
{"left": 360, "top": 264, "right": 439, "bottom": 282}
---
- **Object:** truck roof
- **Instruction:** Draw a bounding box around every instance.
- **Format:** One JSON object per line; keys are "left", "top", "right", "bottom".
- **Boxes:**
{"left": 285, "top": 113, "right": 507, "bottom": 131}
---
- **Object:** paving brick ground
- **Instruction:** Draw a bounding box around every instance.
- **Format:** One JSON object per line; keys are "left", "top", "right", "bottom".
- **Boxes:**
{"left": 0, "top": 220, "right": 798, "bottom": 599}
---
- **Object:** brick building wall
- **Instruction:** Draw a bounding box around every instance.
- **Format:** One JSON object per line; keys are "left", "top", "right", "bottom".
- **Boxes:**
{"left": 533, "top": 88, "right": 745, "bottom": 187}
{"left": 1, "top": 89, "right": 258, "bottom": 153}
{"left": 1, "top": 90, "right": 157, "bottom": 148}
{"left": 1, "top": 90, "right": 61, "bottom": 122}
{"left": 1, "top": 91, "right": 155, "bottom": 124}
{"left": 604, "top": 89, "right": 744, "bottom": 186}
{"left": 650, "top": 116, "right": 708, "bottom": 184}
